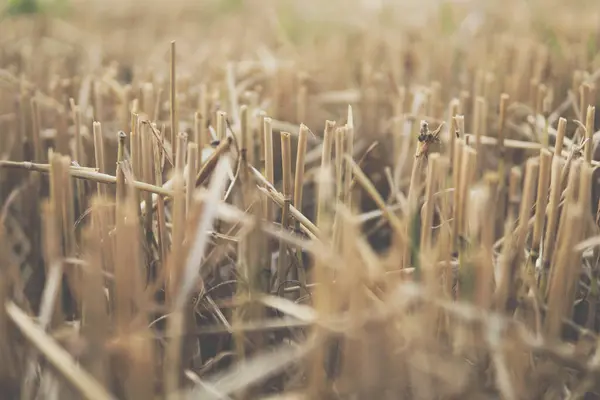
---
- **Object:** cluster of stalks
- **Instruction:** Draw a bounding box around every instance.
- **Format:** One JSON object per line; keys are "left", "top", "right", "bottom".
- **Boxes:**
{"left": 1, "top": 0, "right": 600, "bottom": 399}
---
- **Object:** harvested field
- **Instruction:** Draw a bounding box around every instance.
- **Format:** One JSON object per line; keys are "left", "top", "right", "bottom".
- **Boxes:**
{"left": 1, "top": 0, "right": 600, "bottom": 398}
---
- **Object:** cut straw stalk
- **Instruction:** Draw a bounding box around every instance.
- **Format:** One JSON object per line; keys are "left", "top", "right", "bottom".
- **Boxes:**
{"left": 240, "top": 105, "right": 252, "bottom": 164}
{"left": 278, "top": 131, "right": 293, "bottom": 291}
{"left": 293, "top": 123, "right": 310, "bottom": 286}
{"left": 93, "top": 122, "right": 106, "bottom": 197}
{"left": 264, "top": 117, "right": 275, "bottom": 221}
{"left": 335, "top": 127, "right": 346, "bottom": 204}
{"left": 448, "top": 99, "right": 459, "bottom": 164}
{"left": 420, "top": 153, "right": 440, "bottom": 250}
{"left": 0, "top": 160, "right": 173, "bottom": 197}
{"left": 495, "top": 167, "right": 521, "bottom": 312}
{"left": 455, "top": 115, "right": 465, "bottom": 140}
{"left": 458, "top": 147, "right": 477, "bottom": 243}
{"left": 294, "top": 124, "right": 309, "bottom": 212}
{"left": 403, "top": 140, "right": 428, "bottom": 268}
{"left": 454, "top": 146, "right": 477, "bottom": 299}
{"left": 532, "top": 149, "right": 552, "bottom": 256}
{"left": 477, "top": 172, "right": 499, "bottom": 309}
{"left": 130, "top": 113, "right": 140, "bottom": 178}
{"left": 69, "top": 98, "right": 86, "bottom": 214}
{"left": 516, "top": 158, "right": 539, "bottom": 253}
{"left": 542, "top": 156, "right": 564, "bottom": 268}
{"left": 69, "top": 98, "right": 84, "bottom": 166}
{"left": 452, "top": 138, "right": 465, "bottom": 250}
{"left": 316, "top": 120, "right": 335, "bottom": 226}
{"left": 585, "top": 105, "right": 595, "bottom": 165}
{"left": 153, "top": 128, "right": 169, "bottom": 275}
{"left": 186, "top": 143, "right": 199, "bottom": 215}
{"left": 555, "top": 117, "right": 567, "bottom": 157}
{"left": 30, "top": 96, "right": 43, "bottom": 162}
{"left": 545, "top": 203, "right": 584, "bottom": 340}
{"left": 308, "top": 165, "right": 335, "bottom": 396}
{"left": 141, "top": 122, "right": 154, "bottom": 234}
{"left": 168, "top": 133, "right": 188, "bottom": 304}
{"left": 49, "top": 153, "right": 79, "bottom": 310}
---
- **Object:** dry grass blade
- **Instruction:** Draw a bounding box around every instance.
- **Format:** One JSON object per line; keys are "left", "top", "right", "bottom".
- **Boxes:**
{"left": 196, "top": 137, "right": 233, "bottom": 187}
{"left": 21, "top": 202, "right": 63, "bottom": 399}
{"left": 6, "top": 302, "right": 115, "bottom": 400}
{"left": 186, "top": 338, "right": 318, "bottom": 400}
{"left": 259, "top": 295, "right": 318, "bottom": 322}
{"left": 176, "top": 156, "right": 232, "bottom": 309}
